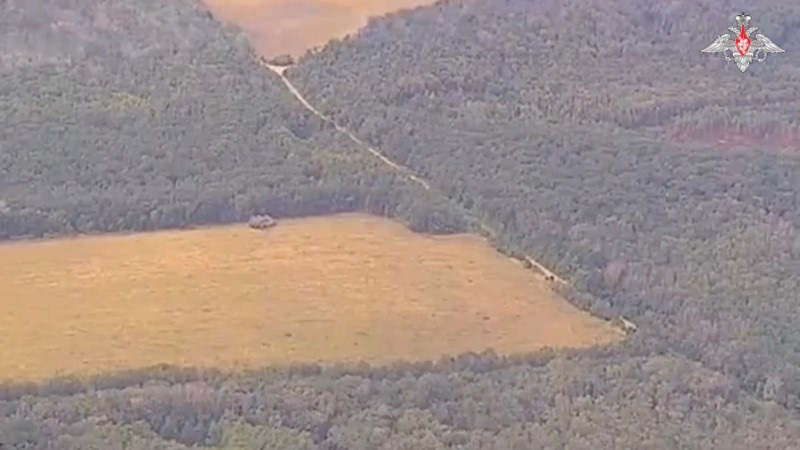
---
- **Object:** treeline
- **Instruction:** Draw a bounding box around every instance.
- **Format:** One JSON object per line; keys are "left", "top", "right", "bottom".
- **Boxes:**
{"left": 669, "top": 103, "right": 800, "bottom": 142}
{"left": 0, "top": 0, "right": 467, "bottom": 241}
{"left": 289, "top": 0, "right": 800, "bottom": 421}
{"left": 4, "top": 0, "right": 800, "bottom": 447}
{"left": 1, "top": 351, "right": 799, "bottom": 449}
{"left": 290, "top": 0, "right": 800, "bottom": 132}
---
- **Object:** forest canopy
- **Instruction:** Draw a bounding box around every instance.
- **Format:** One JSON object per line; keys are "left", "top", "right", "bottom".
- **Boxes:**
{"left": 288, "top": 0, "right": 800, "bottom": 433}
{"left": 2, "top": 0, "right": 800, "bottom": 447}
{"left": 0, "top": 0, "right": 465, "bottom": 240}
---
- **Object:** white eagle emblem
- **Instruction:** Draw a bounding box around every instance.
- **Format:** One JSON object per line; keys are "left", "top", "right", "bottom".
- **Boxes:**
{"left": 701, "top": 12, "right": 785, "bottom": 72}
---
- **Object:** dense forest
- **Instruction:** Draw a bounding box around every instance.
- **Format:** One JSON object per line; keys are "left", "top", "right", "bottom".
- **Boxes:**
{"left": 289, "top": 0, "right": 800, "bottom": 420}
{"left": 2, "top": 352, "right": 800, "bottom": 449}
{"left": 291, "top": 0, "right": 800, "bottom": 140}
{"left": 3, "top": 0, "right": 800, "bottom": 447}
{"left": 0, "top": 0, "right": 466, "bottom": 239}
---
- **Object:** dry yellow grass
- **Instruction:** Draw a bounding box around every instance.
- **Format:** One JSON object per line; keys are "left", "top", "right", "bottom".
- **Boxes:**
{"left": 0, "top": 214, "right": 622, "bottom": 382}
{"left": 201, "top": 0, "right": 438, "bottom": 58}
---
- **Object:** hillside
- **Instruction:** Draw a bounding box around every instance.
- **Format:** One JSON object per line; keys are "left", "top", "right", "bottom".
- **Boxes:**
{"left": 287, "top": 0, "right": 800, "bottom": 422}
{"left": 3, "top": 0, "right": 800, "bottom": 448}
{"left": 0, "top": 0, "right": 464, "bottom": 240}
{"left": 291, "top": 0, "right": 800, "bottom": 147}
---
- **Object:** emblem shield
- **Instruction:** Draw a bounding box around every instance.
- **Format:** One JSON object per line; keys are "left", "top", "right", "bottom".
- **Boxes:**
{"left": 701, "top": 12, "right": 785, "bottom": 72}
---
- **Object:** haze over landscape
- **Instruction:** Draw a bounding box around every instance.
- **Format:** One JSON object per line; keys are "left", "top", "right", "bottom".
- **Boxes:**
{"left": 2, "top": 0, "right": 800, "bottom": 447}
{"left": 202, "top": 0, "right": 437, "bottom": 57}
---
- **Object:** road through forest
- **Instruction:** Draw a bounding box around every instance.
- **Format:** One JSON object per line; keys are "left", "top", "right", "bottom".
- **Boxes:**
{"left": 264, "top": 63, "right": 569, "bottom": 287}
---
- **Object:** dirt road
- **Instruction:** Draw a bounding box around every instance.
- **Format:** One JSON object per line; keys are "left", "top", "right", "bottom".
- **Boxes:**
{"left": 264, "top": 63, "right": 569, "bottom": 286}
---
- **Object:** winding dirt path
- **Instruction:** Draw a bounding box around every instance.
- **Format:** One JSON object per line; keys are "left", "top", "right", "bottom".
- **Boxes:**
{"left": 266, "top": 64, "right": 430, "bottom": 190}
{"left": 264, "top": 63, "right": 569, "bottom": 286}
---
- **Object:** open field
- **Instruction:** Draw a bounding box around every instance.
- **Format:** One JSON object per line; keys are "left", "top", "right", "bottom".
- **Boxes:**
{"left": 201, "top": 0, "right": 437, "bottom": 58}
{"left": 0, "top": 214, "right": 623, "bottom": 382}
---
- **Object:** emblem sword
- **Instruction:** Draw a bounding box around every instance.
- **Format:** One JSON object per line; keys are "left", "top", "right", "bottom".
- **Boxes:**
{"left": 701, "top": 12, "right": 785, "bottom": 72}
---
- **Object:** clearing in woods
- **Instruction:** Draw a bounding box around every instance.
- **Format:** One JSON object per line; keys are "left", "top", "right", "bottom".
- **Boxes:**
{"left": 0, "top": 214, "right": 622, "bottom": 382}
{"left": 201, "top": 0, "right": 437, "bottom": 58}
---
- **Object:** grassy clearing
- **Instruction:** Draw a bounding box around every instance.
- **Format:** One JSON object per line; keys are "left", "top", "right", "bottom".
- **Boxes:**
{"left": 0, "top": 214, "right": 622, "bottom": 382}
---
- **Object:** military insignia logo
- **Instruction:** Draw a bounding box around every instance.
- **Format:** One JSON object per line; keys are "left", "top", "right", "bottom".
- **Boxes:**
{"left": 701, "top": 12, "right": 785, "bottom": 72}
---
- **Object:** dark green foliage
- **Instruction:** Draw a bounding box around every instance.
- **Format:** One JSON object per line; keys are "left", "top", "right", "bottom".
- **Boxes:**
{"left": 5, "top": 0, "right": 800, "bottom": 448}
{"left": 0, "top": 0, "right": 464, "bottom": 239}
{"left": 1, "top": 356, "right": 799, "bottom": 448}
{"left": 288, "top": 0, "right": 800, "bottom": 425}
{"left": 290, "top": 0, "right": 800, "bottom": 131}
{"left": 403, "top": 196, "right": 470, "bottom": 234}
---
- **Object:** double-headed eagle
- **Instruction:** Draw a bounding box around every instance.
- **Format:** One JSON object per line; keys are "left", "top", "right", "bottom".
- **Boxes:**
{"left": 702, "top": 12, "right": 784, "bottom": 72}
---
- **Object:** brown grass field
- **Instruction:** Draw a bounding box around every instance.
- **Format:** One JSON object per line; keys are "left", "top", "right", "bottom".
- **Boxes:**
{"left": 0, "top": 214, "right": 623, "bottom": 382}
{"left": 201, "top": 0, "right": 438, "bottom": 58}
